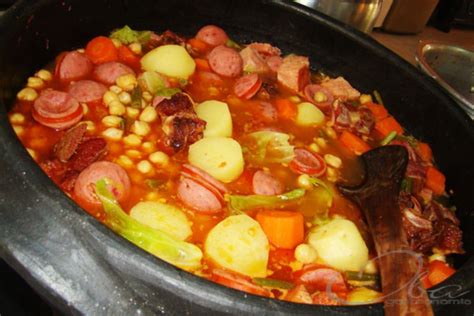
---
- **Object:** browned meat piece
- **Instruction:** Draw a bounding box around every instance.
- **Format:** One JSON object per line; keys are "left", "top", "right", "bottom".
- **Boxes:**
{"left": 240, "top": 46, "right": 270, "bottom": 74}
{"left": 147, "top": 30, "right": 185, "bottom": 49}
{"left": 333, "top": 102, "right": 375, "bottom": 136}
{"left": 436, "top": 219, "right": 463, "bottom": 254}
{"left": 321, "top": 77, "right": 360, "bottom": 101}
{"left": 60, "top": 170, "right": 80, "bottom": 192}
{"left": 155, "top": 93, "right": 194, "bottom": 119}
{"left": 162, "top": 113, "right": 206, "bottom": 152}
{"left": 69, "top": 138, "right": 107, "bottom": 172}
{"left": 53, "top": 123, "right": 87, "bottom": 162}
{"left": 248, "top": 43, "right": 281, "bottom": 58}
{"left": 257, "top": 81, "right": 279, "bottom": 99}
{"left": 277, "top": 55, "right": 310, "bottom": 92}
{"left": 40, "top": 159, "right": 67, "bottom": 185}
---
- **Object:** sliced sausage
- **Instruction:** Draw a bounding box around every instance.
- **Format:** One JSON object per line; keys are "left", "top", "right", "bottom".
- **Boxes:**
{"left": 320, "top": 77, "right": 360, "bottom": 101}
{"left": 74, "top": 161, "right": 131, "bottom": 208}
{"left": 195, "top": 25, "right": 229, "bottom": 46}
{"left": 304, "top": 84, "right": 334, "bottom": 112}
{"left": 67, "top": 80, "right": 107, "bottom": 103}
{"left": 208, "top": 45, "right": 243, "bottom": 78}
{"left": 277, "top": 55, "right": 310, "bottom": 92}
{"left": 234, "top": 73, "right": 262, "bottom": 100}
{"left": 32, "top": 90, "right": 83, "bottom": 130}
{"left": 177, "top": 177, "right": 222, "bottom": 214}
{"left": 252, "top": 170, "right": 284, "bottom": 196}
{"left": 181, "top": 164, "right": 228, "bottom": 194}
{"left": 289, "top": 148, "right": 327, "bottom": 177}
{"left": 93, "top": 61, "right": 135, "bottom": 85}
{"left": 56, "top": 51, "right": 93, "bottom": 82}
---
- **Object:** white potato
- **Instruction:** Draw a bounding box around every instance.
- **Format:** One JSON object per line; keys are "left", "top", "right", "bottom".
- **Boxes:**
{"left": 188, "top": 137, "right": 244, "bottom": 183}
{"left": 296, "top": 102, "right": 325, "bottom": 126}
{"left": 308, "top": 218, "right": 368, "bottom": 271}
{"left": 195, "top": 100, "right": 232, "bottom": 137}
{"left": 130, "top": 201, "right": 192, "bottom": 241}
{"left": 205, "top": 214, "right": 269, "bottom": 277}
{"left": 347, "top": 287, "right": 382, "bottom": 304}
{"left": 141, "top": 45, "right": 195, "bottom": 79}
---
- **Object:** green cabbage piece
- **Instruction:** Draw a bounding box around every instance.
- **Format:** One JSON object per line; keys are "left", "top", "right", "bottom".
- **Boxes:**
{"left": 242, "top": 131, "right": 295, "bottom": 165}
{"left": 95, "top": 179, "right": 202, "bottom": 271}
{"left": 228, "top": 189, "right": 305, "bottom": 213}
{"left": 110, "top": 25, "right": 151, "bottom": 45}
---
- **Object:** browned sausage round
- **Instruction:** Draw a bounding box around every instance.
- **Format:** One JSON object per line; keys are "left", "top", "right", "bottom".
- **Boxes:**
{"left": 56, "top": 51, "right": 93, "bottom": 82}
{"left": 195, "top": 25, "right": 229, "bottom": 46}
{"left": 252, "top": 170, "right": 284, "bottom": 196}
{"left": 67, "top": 80, "right": 107, "bottom": 103}
{"left": 234, "top": 73, "right": 262, "bottom": 100}
{"left": 93, "top": 61, "right": 135, "bottom": 85}
{"left": 177, "top": 177, "right": 223, "bottom": 214}
{"left": 74, "top": 161, "right": 131, "bottom": 209}
{"left": 208, "top": 45, "right": 243, "bottom": 78}
{"left": 32, "top": 90, "right": 83, "bottom": 130}
{"left": 304, "top": 84, "right": 334, "bottom": 112}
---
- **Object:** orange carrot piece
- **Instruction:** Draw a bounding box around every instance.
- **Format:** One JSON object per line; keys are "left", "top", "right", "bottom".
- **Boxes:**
{"left": 364, "top": 102, "right": 388, "bottom": 121}
{"left": 375, "top": 116, "right": 404, "bottom": 137}
{"left": 195, "top": 58, "right": 211, "bottom": 72}
{"left": 85, "top": 36, "right": 118, "bottom": 64}
{"left": 118, "top": 45, "right": 141, "bottom": 69}
{"left": 188, "top": 38, "right": 210, "bottom": 52}
{"left": 256, "top": 210, "right": 304, "bottom": 249}
{"left": 420, "top": 272, "right": 432, "bottom": 289}
{"left": 417, "top": 142, "right": 433, "bottom": 163}
{"left": 339, "top": 131, "right": 371, "bottom": 155}
{"left": 274, "top": 98, "right": 297, "bottom": 120}
{"left": 428, "top": 260, "right": 455, "bottom": 286}
{"left": 426, "top": 166, "right": 446, "bottom": 195}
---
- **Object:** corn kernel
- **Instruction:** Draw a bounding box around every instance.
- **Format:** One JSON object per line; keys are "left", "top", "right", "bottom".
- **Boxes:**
{"left": 12, "top": 125, "right": 24, "bottom": 136}
{"left": 82, "top": 120, "right": 96, "bottom": 132}
{"left": 315, "top": 137, "right": 327, "bottom": 148}
{"left": 102, "top": 115, "right": 123, "bottom": 128}
{"left": 118, "top": 91, "right": 132, "bottom": 105}
{"left": 109, "top": 85, "right": 122, "bottom": 94}
{"left": 295, "top": 244, "right": 318, "bottom": 264}
{"left": 129, "top": 42, "right": 142, "bottom": 55}
{"left": 142, "top": 91, "right": 153, "bottom": 102}
{"left": 26, "top": 148, "right": 37, "bottom": 160}
{"left": 102, "top": 127, "right": 123, "bottom": 141}
{"left": 126, "top": 106, "right": 140, "bottom": 119}
{"left": 297, "top": 174, "right": 312, "bottom": 190}
{"left": 109, "top": 101, "right": 126, "bottom": 116}
{"left": 111, "top": 38, "right": 122, "bottom": 48}
{"left": 116, "top": 74, "right": 137, "bottom": 91}
{"left": 9, "top": 113, "right": 25, "bottom": 125}
{"left": 326, "top": 167, "right": 338, "bottom": 182}
{"left": 103, "top": 91, "right": 119, "bottom": 106}
{"left": 82, "top": 103, "right": 89, "bottom": 115}
{"left": 27, "top": 77, "right": 44, "bottom": 89}
{"left": 324, "top": 154, "right": 342, "bottom": 169}
{"left": 117, "top": 155, "right": 134, "bottom": 168}
{"left": 142, "top": 141, "right": 155, "bottom": 152}
{"left": 17, "top": 88, "right": 38, "bottom": 101}
{"left": 360, "top": 94, "right": 373, "bottom": 104}
{"left": 123, "top": 134, "right": 142, "bottom": 147}
{"left": 429, "top": 253, "right": 446, "bottom": 263}
{"left": 309, "top": 143, "right": 320, "bottom": 153}
{"left": 126, "top": 149, "right": 142, "bottom": 159}
{"left": 131, "top": 120, "right": 150, "bottom": 136}
{"left": 149, "top": 151, "right": 169, "bottom": 166}
{"left": 314, "top": 91, "right": 328, "bottom": 103}
{"left": 137, "top": 160, "right": 153, "bottom": 174}
{"left": 35, "top": 69, "right": 52, "bottom": 81}
{"left": 139, "top": 106, "right": 157, "bottom": 123}
{"left": 289, "top": 95, "right": 301, "bottom": 103}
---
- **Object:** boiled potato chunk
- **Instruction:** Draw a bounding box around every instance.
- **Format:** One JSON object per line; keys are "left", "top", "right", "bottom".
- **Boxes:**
{"left": 130, "top": 201, "right": 192, "bottom": 241}
{"left": 296, "top": 102, "right": 325, "bottom": 126}
{"left": 141, "top": 45, "right": 195, "bottom": 79}
{"left": 195, "top": 100, "right": 233, "bottom": 137}
{"left": 188, "top": 137, "right": 244, "bottom": 183}
{"left": 308, "top": 218, "right": 368, "bottom": 271}
{"left": 347, "top": 287, "right": 382, "bottom": 304}
{"left": 205, "top": 214, "right": 269, "bottom": 277}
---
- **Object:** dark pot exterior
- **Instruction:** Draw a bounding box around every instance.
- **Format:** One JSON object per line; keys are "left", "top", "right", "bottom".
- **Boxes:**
{"left": 0, "top": 0, "right": 473, "bottom": 315}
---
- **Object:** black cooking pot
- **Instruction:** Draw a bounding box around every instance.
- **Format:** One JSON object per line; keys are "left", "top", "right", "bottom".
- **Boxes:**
{"left": 1, "top": 0, "right": 473, "bottom": 315}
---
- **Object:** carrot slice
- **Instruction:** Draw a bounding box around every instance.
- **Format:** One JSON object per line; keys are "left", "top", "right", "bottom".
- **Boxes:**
{"left": 426, "top": 166, "right": 446, "bottom": 195}
{"left": 256, "top": 210, "right": 304, "bottom": 249}
{"left": 375, "top": 116, "right": 404, "bottom": 137}
{"left": 428, "top": 260, "right": 455, "bottom": 286}
{"left": 417, "top": 142, "right": 433, "bottom": 163}
{"left": 188, "top": 38, "right": 210, "bottom": 53}
{"left": 339, "top": 131, "right": 371, "bottom": 155}
{"left": 117, "top": 45, "right": 141, "bottom": 69}
{"left": 195, "top": 58, "right": 211, "bottom": 72}
{"left": 85, "top": 36, "right": 118, "bottom": 64}
{"left": 274, "top": 98, "right": 297, "bottom": 120}
{"left": 364, "top": 102, "right": 388, "bottom": 121}
{"left": 420, "top": 272, "right": 432, "bottom": 289}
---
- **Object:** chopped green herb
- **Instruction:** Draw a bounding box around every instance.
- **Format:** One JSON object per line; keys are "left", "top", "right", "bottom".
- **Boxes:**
{"left": 110, "top": 25, "right": 151, "bottom": 45}
{"left": 130, "top": 86, "right": 142, "bottom": 109}
{"left": 156, "top": 88, "right": 181, "bottom": 98}
{"left": 308, "top": 177, "right": 333, "bottom": 197}
{"left": 373, "top": 90, "right": 384, "bottom": 106}
{"left": 253, "top": 278, "right": 294, "bottom": 289}
{"left": 380, "top": 131, "right": 397, "bottom": 146}
{"left": 145, "top": 179, "right": 165, "bottom": 190}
